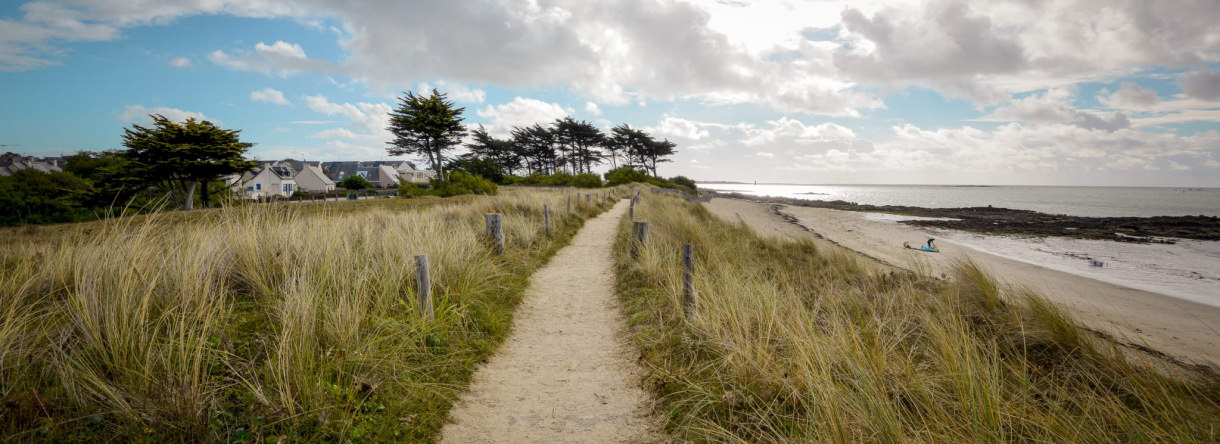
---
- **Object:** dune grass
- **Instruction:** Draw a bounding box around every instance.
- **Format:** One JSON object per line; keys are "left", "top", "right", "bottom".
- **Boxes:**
{"left": 0, "top": 188, "right": 615, "bottom": 442}
{"left": 616, "top": 191, "right": 1220, "bottom": 443}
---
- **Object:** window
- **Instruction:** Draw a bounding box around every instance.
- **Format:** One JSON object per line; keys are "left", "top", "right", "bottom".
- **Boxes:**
{"left": 246, "top": 186, "right": 253, "bottom": 191}
{"left": 256, "top": 183, "right": 261, "bottom": 191}
{"left": 284, "top": 184, "right": 293, "bottom": 192}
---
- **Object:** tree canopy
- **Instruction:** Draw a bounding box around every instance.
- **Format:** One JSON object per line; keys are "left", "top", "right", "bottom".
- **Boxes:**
{"left": 455, "top": 118, "right": 677, "bottom": 182}
{"left": 337, "top": 174, "right": 371, "bottom": 190}
{"left": 121, "top": 115, "right": 256, "bottom": 210}
{"left": 387, "top": 89, "right": 467, "bottom": 182}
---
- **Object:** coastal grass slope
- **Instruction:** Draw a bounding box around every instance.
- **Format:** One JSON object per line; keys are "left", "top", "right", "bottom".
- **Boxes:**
{"left": 0, "top": 188, "right": 613, "bottom": 442}
{"left": 615, "top": 191, "right": 1220, "bottom": 443}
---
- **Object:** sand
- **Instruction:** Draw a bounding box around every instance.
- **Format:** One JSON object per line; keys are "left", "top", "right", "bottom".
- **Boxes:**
{"left": 704, "top": 198, "right": 1220, "bottom": 368}
{"left": 440, "top": 200, "right": 664, "bottom": 444}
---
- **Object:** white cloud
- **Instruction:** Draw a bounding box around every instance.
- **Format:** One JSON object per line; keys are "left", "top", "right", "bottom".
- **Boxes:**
{"left": 585, "top": 101, "right": 602, "bottom": 116}
{"left": 208, "top": 40, "right": 328, "bottom": 77}
{"left": 302, "top": 95, "right": 394, "bottom": 151}
{"left": 1182, "top": 69, "right": 1220, "bottom": 101}
{"left": 979, "top": 88, "right": 1130, "bottom": 132}
{"left": 168, "top": 57, "right": 192, "bottom": 68}
{"left": 417, "top": 80, "right": 486, "bottom": 103}
{"left": 833, "top": 1, "right": 1220, "bottom": 102}
{"left": 647, "top": 115, "right": 710, "bottom": 140}
{"left": 1097, "top": 82, "right": 1159, "bottom": 109}
{"left": 118, "top": 105, "right": 212, "bottom": 125}
{"left": 250, "top": 87, "right": 291, "bottom": 105}
{"left": 476, "top": 97, "right": 573, "bottom": 137}
{"left": 741, "top": 117, "right": 857, "bottom": 146}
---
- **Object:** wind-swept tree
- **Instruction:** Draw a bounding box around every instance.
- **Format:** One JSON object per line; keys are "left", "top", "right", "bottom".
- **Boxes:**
{"left": 122, "top": 115, "right": 256, "bottom": 210}
{"left": 642, "top": 138, "right": 677, "bottom": 176}
{"left": 552, "top": 117, "right": 605, "bottom": 173}
{"left": 609, "top": 124, "right": 652, "bottom": 170}
{"left": 466, "top": 124, "right": 522, "bottom": 175}
{"left": 387, "top": 89, "right": 467, "bottom": 181}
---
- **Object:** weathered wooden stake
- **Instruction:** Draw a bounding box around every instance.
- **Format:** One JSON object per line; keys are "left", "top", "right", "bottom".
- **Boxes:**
{"left": 544, "top": 204, "right": 552, "bottom": 237}
{"left": 415, "top": 254, "right": 434, "bottom": 320}
{"left": 682, "top": 244, "right": 694, "bottom": 319}
{"left": 585, "top": 193, "right": 591, "bottom": 202}
{"left": 630, "top": 221, "right": 649, "bottom": 260}
{"left": 485, "top": 213, "right": 504, "bottom": 255}
{"left": 567, "top": 195, "right": 571, "bottom": 213}
{"left": 629, "top": 199, "right": 635, "bottom": 220}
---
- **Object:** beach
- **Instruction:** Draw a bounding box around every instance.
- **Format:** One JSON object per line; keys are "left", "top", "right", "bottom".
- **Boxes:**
{"left": 705, "top": 197, "right": 1220, "bottom": 368}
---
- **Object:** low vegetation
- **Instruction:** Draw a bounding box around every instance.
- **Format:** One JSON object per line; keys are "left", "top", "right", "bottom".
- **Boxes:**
{"left": 616, "top": 191, "right": 1220, "bottom": 442}
{"left": 0, "top": 188, "right": 615, "bottom": 442}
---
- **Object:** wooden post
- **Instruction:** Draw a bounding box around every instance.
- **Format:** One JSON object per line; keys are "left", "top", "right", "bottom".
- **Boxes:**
{"left": 585, "top": 193, "right": 591, "bottom": 203}
{"left": 630, "top": 221, "right": 649, "bottom": 260}
{"left": 567, "top": 195, "right": 571, "bottom": 213}
{"left": 544, "top": 204, "right": 552, "bottom": 237}
{"left": 682, "top": 244, "right": 694, "bottom": 319}
{"left": 415, "top": 255, "right": 434, "bottom": 320}
{"left": 629, "top": 199, "right": 635, "bottom": 220}
{"left": 485, "top": 213, "right": 504, "bottom": 255}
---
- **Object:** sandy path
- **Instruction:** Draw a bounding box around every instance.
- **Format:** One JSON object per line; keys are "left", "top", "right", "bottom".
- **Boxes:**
{"left": 704, "top": 198, "right": 1220, "bottom": 368}
{"left": 440, "top": 200, "right": 663, "bottom": 444}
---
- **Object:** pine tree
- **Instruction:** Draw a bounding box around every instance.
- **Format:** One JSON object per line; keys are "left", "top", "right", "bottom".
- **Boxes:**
{"left": 121, "top": 115, "right": 256, "bottom": 210}
{"left": 386, "top": 89, "right": 467, "bottom": 182}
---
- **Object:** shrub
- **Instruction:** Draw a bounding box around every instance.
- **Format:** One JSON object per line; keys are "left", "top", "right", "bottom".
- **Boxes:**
{"left": 337, "top": 175, "right": 371, "bottom": 190}
{"left": 670, "top": 175, "right": 697, "bottom": 191}
{"left": 397, "top": 182, "right": 429, "bottom": 198}
{"left": 446, "top": 157, "right": 506, "bottom": 184}
{"left": 431, "top": 171, "right": 498, "bottom": 197}
{"left": 570, "top": 173, "right": 603, "bottom": 188}
{"left": 604, "top": 167, "right": 650, "bottom": 186}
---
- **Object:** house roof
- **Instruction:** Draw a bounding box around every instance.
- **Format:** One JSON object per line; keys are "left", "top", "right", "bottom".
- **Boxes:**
{"left": 299, "top": 164, "right": 335, "bottom": 185}
{"left": 330, "top": 165, "right": 400, "bottom": 184}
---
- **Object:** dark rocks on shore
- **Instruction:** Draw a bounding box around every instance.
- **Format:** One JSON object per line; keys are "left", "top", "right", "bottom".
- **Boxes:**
{"left": 712, "top": 192, "right": 1220, "bottom": 243}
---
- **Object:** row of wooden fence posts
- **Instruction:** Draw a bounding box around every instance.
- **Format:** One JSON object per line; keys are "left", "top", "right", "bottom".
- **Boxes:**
{"left": 630, "top": 219, "right": 695, "bottom": 319}
{"left": 413, "top": 189, "right": 656, "bottom": 322}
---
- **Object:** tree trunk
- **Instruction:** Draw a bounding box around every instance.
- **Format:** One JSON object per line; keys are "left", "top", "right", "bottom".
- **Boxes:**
{"left": 200, "top": 180, "right": 210, "bottom": 209}
{"left": 434, "top": 149, "right": 446, "bottom": 182}
{"left": 183, "top": 181, "right": 197, "bottom": 211}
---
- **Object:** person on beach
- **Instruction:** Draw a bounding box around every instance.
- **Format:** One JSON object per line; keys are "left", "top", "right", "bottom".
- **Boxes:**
{"left": 927, "top": 238, "right": 936, "bottom": 248}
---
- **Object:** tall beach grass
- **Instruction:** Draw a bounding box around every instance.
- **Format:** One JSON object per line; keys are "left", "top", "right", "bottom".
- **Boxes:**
{"left": 616, "top": 191, "right": 1220, "bottom": 442}
{"left": 0, "top": 188, "right": 614, "bottom": 442}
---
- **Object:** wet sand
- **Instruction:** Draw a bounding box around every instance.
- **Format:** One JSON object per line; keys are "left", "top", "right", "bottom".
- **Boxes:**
{"left": 705, "top": 198, "right": 1220, "bottom": 368}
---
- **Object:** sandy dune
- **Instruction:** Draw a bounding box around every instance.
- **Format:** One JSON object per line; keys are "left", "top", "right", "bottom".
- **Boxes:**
{"left": 440, "top": 200, "right": 664, "bottom": 443}
{"left": 704, "top": 198, "right": 1220, "bottom": 368}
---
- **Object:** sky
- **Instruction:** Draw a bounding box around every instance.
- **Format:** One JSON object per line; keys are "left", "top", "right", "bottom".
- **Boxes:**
{"left": 2, "top": 0, "right": 1219, "bottom": 186}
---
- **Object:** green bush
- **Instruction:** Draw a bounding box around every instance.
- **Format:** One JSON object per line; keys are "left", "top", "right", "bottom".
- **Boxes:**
{"left": 446, "top": 156, "right": 506, "bottom": 184}
{"left": 670, "top": 175, "right": 697, "bottom": 191}
{"left": 430, "top": 171, "right": 498, "bottom": 197}
{"left": 570, "top": 173, "right": 603, "bottom": 188}
{"left": 604, "top": 167, "right": 650, "bottom": 186}
{"left": 397, "top": 182, "right": 430, "bottom": 198}
{"left": 337, "top": 175, "right": 371, "bottom": 190}
{"left": 0, "top": 169, "right": 96, "bottom": 226}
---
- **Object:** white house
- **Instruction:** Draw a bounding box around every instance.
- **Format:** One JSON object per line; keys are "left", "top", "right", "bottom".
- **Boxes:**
{"left": 396, "top": 167, "right": 435, "bottom": 184}
{"left": 293, "top": 163, "right": 335, "bottom": 192}
{"left": 242, "top": 165, "right": 297, "bottom": 198}
{"left": 386, "top": 161, "right": 435, "bottom": 184}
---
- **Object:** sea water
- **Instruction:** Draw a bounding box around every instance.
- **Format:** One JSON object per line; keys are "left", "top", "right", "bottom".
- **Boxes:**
{"left": 700, "top": 183, "right": 1220, "bottom": 305}
{"left": 699, "top": 183, "right": 1220, "bottom": 218}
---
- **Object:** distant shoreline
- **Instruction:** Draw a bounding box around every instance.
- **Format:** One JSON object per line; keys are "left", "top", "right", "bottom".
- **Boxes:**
{"left": 698, "top": 181, "right": 1219, "bottom": 189}
{"left": 708, "top": 190, "right": 1220, "bottom": 243}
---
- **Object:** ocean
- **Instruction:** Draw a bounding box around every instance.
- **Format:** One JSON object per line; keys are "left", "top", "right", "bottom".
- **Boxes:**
{"left": 700, "top": 183, "right": 1220, "bottom": 306}
{"left": 698, "top": 183, "right": 1220, "bottom": 218}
